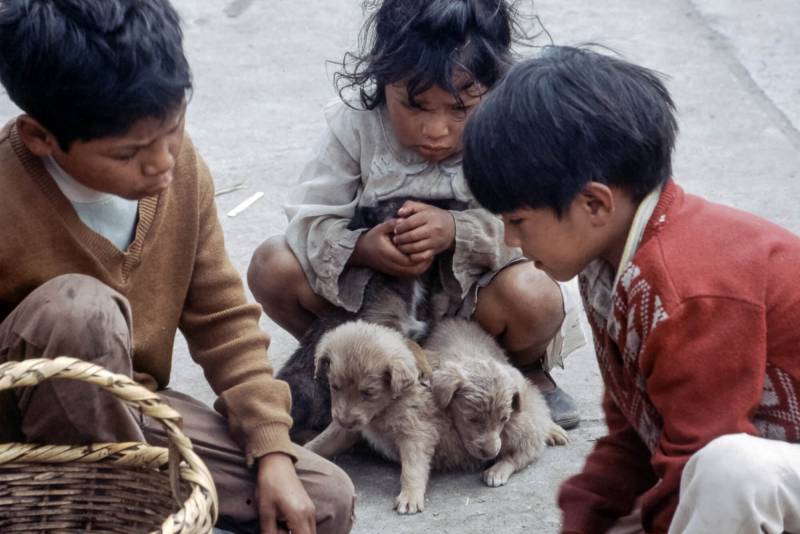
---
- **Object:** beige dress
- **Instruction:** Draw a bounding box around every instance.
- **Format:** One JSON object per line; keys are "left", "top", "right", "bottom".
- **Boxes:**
{"left": 284, "top": 99, "right": 522, "bottom": 315}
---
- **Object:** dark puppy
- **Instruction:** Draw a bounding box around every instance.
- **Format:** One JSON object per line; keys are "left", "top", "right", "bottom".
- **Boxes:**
{"left": 279, "top": 197, "right": 466, "bottom": 442}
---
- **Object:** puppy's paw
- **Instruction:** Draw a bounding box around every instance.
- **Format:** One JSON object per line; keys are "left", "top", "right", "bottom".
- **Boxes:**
{"left": 546, "top": 423, "right": 569, "bottom": 446}
{"left": 394, "top": 489, "right": 425, "bottom": 514}
{"left": 483, "top": 461, "right": 515, "bottom": 487}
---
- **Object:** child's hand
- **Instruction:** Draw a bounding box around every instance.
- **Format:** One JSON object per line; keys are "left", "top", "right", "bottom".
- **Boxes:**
{"left": 392, "top": 200, "right": 456, "bottom": 262}
{"left": 351, "top": 219, "right": 434, "bottom": 277}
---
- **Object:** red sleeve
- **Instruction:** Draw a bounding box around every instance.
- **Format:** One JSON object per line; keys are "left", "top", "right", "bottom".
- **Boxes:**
{"left": 559, "top": 390, "right": 658, "bottom": 534}
{"left": 637, "top": 296, "right": 765, "bottom": 532}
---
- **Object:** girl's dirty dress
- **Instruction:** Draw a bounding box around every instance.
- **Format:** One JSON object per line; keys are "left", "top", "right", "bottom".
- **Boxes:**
{"left": 284, "top": 99, "right": 520, "bottom": 318}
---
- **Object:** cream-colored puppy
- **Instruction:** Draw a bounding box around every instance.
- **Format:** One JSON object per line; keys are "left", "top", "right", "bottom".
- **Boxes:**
{"left": 306, "top": 320, "right": 440, "bottom": 514}
{"left": 424, "top": 318, "right": 568, "bottom": 487}
{"left": 306, "top": 319, "right": 565, "bottom": 514}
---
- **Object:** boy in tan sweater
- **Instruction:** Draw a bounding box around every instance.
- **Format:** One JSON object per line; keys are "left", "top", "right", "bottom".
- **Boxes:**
{"left": 0, "top": 1, "right": 353, "bottom": 532}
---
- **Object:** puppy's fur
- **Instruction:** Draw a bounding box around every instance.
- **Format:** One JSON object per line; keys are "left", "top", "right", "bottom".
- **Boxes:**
{"left": 424, "top": 318, "right": 568, "bottom": 487}
{"left": 278, "top": 197, "right": 466, "bottom": 442}
{"left": 306, "top": 319, "right": 566, "bottom": 514}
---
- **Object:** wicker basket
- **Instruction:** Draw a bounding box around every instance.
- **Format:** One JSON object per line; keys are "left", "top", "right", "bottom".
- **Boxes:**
{"left": 0, "top": 357, "right": 218, "bottom": 533}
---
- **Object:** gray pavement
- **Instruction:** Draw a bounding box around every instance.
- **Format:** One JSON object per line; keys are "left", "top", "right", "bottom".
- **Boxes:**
{"left": 1, "top": 0, "right": 798, "bottom": 532}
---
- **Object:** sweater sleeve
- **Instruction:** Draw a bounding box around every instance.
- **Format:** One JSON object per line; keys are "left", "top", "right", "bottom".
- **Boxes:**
{"left": 180, "top": 153, "right": 295, "bottom": 465}
{"left": 559, "top": 390, "right": 658, "bottom": 534}
{"left": 283, "top": 103, "right": 365, "bottom": 310}
{"left": 450, "top": 207, "right": 522, "bottom": 297}
{"left": 636, "top": 296, "right": 766, "bottom": 532}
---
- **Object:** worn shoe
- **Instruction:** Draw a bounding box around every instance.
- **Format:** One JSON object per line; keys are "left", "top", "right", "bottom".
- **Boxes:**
{"left": 520, "top": 361, "right": 581, "bottom": 430}
{"left": 542, "top": 383, "right": 580, "bottom": 430}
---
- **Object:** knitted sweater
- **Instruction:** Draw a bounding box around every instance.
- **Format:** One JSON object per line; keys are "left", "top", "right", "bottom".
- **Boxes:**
{"left": 559, "top": 180, "right": 800, "bottom": 533}
{"left": 0, "top": 121, "right": 293, "bottom": 464}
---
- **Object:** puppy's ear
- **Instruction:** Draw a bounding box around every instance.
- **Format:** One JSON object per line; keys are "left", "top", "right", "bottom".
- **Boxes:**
{"left": 386, "top": 357, "right": 417, "bottom": 399}
{"left": 404, "top": 339, "right": 432, "bottom": 386}
{"left": 431, "top": 364, "right": 465, "bottom": 409}
{"left": 314, "top": 352, "right": 331, "bottom": 381}
{"left": 511, "top": 391, "right": 521, "bottom": 412}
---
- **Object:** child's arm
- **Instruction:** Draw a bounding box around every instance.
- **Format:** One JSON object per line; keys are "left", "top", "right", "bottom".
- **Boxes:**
{"left": 558, "top": 391, "right": 658, "bottom": 534}
{"left": 180, "top": 146, "right": 294, "bottom": 464}
{"left": 635, "top": 296, "right": 767, "bottom": 532}
{"left": 284, "top": 102, "right": 426, "bottom": 309}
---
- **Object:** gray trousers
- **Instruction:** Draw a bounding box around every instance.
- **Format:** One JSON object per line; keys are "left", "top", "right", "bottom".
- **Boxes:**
{"left": 0, "top": 274, "right": 354, "bottom": 533}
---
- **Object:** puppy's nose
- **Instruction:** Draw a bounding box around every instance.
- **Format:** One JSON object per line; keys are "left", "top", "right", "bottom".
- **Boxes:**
{"left": 479, "top": 446, "right": 500, "bottom": 460}
{"left": 337, "top": 417, "right": 359, "bottom": 430}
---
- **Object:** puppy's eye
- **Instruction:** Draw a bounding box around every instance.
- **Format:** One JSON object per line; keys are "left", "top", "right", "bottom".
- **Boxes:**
{"left": 468, "top": 417, "right": 482, "bottom": 424}
{"left": 501, "top": 415, "right": 510, "bottom": 423}
{"left": 331, "top": 384, "right": 341, "bottom": 391}
{"left": 359, "top": 389, "right": 376, "bottom": 400}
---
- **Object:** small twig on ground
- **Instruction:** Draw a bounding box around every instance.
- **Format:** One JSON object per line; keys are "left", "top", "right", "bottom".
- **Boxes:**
{"left": 215, "top": 182, "right": 247, "bottom": 196}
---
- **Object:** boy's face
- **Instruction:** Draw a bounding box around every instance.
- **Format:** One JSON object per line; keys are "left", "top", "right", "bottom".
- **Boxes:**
{"left": 384, "top": 77, "right": 485, "bottom": 162}
{"left": 49, "top": 106, "right": 186, "bottom": 200}
{"left": 501, "top": 200, "right": 607, "bottom": 282}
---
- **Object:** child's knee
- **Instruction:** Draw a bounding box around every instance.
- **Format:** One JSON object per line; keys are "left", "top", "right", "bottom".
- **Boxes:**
{"left": 248, "top": 236, "right": 305, "bottom": 295}
{"left": 12, "top": 274, "right": 132, "bottom": 361}
{"left": 487, "top": 263, "right": 562, "bottom": 324}
{"left": 316, "top": 464, "right": 356, "bottom": 534}
{"left": 682, "top": 433, "right": 782, "bottom": 501}
{"left": 674, "top": 434, "right": 798, "bottom": 533}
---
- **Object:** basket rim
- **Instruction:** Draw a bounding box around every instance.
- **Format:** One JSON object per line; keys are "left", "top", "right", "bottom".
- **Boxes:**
{"left": 0, "top": 357, "right": 218, "bottom": 533}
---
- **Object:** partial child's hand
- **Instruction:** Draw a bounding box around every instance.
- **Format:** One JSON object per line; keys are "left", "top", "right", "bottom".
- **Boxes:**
{"left": 350, "top": 219, "right": 434, "bottom": 276}
{"left": 393, "top": 200, "right": 456, "bottom": 262}
{"left": 256, "top": 453, "right": 316, "bottom": 534}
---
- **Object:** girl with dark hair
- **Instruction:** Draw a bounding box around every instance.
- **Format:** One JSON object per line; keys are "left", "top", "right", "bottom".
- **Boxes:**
{"left": 249, "top": 0, "right": 586, "bottom": 430}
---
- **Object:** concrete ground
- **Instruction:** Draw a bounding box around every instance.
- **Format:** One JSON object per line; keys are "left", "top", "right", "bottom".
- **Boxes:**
{"left": 1, "top": 0, "right": 798, "bottom": 532}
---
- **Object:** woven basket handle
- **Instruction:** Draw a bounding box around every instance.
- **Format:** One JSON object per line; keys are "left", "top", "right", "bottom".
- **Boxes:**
{"left": 0, "top": 356, "right": 218, "bottom": 530}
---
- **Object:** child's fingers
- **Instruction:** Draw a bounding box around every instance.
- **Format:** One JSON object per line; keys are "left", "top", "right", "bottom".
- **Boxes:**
{"left": 393, "top": 225, "right": 429, "bottom": 245}
{"left": 396, "top": 200, "right": 428, "bottom": 218}
{"left": 396, "top": 239, "right": 433, "bottom": 255}
{"left": 392, "top": 257, "right": 434, "bottom": 277}
{"left": 393, "top": 214, "right": 426, "bottom": 235}
{"left": 374, "top": 218, "right": 399, "bottom": 235}
{"left": 408, "top": 250, "right": 434, "bottom": 263}
{"left": 380, "top": 242, "right": 414, "bottom": 266}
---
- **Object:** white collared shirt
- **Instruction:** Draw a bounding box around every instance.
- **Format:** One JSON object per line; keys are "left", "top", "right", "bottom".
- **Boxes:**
{"left": 43, "top": 155, "right": 138, "bottom": 251}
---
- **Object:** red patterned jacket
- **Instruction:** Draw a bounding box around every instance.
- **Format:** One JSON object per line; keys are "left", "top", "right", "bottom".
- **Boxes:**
{"left": 559, "top": 180, "right": 800, "bottom": 533}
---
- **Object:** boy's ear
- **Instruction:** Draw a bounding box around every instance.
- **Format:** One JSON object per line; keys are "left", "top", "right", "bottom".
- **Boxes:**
{"left": 578, "top": 181, "right": 616, "bottom": 225}
{"left": 16, "top": 115, "right": 59, "bottom": 157}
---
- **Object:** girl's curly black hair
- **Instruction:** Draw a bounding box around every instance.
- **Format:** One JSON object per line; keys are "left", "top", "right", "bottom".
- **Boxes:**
{"left": 334, "top": 0, "right": 541, "bottom": 109}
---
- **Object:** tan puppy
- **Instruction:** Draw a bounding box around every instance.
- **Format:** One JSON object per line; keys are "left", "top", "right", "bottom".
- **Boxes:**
{"left": 306, "top": 320, "right": 442, "bottom": 513}
{"left": 306, "top": 319, "right": 565, "bottom": 514}
{"left": 424, "top": 318, "right": 568, "bottom": 487}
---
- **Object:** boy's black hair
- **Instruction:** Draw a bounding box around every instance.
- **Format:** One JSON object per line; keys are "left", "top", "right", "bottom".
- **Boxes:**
{"left": 335, "top": 0, "right": 537, "bottom": 109}
{"left": 0, "top": 0, "right": 192, "bottom": 151}
{"left": 463, "top": 46, "right": 678, "bottom": 216}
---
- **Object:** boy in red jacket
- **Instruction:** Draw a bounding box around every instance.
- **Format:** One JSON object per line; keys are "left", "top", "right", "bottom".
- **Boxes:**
{"left": 463, "top": 46, "right": 800, "bottom": 534}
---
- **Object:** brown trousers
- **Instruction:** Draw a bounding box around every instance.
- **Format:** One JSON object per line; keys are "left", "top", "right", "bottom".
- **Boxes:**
{"left": 0, "top": 274, "right": 354, "bottom": 533}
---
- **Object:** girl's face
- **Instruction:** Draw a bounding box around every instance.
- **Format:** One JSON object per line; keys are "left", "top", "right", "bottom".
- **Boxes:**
{"left": 384, "top": 78, "right": 485, "bottom": 162}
